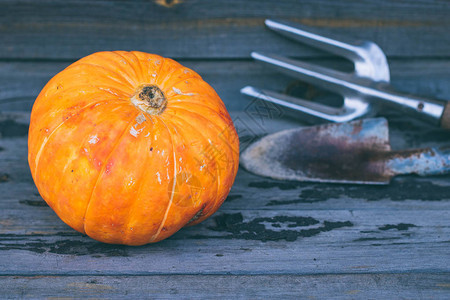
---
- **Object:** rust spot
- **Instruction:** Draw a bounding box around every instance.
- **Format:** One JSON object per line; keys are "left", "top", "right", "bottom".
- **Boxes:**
{"left": 351, "top": 120, "right": 364, "bottom": 135}
{"left": 278, "top": 125, "right": 390, "bottom": 182}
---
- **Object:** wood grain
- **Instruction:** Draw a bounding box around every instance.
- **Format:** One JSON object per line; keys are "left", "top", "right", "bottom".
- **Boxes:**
{"left": 1, "top": 0, "right": 449, "bottom": 59}
{"left": 0, "top": 59, "right": 449, "bottom": 112}
{"left": 1, "top": 274, "right": 449, "bottom": 299}
{"left": 0, "top": 213, "right": 449, "bottom": 275}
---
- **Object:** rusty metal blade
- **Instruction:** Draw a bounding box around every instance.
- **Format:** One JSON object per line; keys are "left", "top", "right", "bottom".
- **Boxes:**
{"left": 241, "top": 118, "right": 450, "bottom": 184}
{"left": 241, "top": 118, "right": 394, "bottom": 184}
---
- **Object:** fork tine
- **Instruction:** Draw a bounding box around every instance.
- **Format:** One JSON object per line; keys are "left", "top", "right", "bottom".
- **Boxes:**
{"left": 265, "top": 19, "right": 364, "bottom": 62}
{"left": 240, "top": 86, "right": 369, "bottom": 123}
{"left": 266, "top": 19, "right": 390, "bottom": 81}
{"left": 252, "top": 52, "right": 361, "bottom": 97}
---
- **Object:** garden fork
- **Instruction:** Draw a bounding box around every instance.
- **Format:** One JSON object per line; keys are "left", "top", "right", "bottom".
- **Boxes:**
{"left": 241, "top": 19, "right": 450, "bottom": 128}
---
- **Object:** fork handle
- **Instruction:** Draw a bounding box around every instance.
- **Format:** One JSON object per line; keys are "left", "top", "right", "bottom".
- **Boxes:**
{"left": 369, "top": 84, "right": 448, "bottom": 128}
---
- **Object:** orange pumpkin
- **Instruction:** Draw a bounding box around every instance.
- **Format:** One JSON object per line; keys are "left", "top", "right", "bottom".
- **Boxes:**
{"left": 28, "top": 51, "right": 239, "bottom": 245}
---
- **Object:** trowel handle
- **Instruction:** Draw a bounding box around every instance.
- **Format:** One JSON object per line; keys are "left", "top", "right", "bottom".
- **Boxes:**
{"left": 387, "top": 146, "right": 450, "bottom": 177}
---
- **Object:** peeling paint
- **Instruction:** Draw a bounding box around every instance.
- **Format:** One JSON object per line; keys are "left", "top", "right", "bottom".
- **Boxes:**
{"left": 192, "top": 213, "right": 353, "bottom": 242}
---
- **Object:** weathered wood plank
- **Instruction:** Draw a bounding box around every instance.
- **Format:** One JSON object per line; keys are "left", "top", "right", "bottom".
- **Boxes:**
{"left": 1, "top": 0, "right": 450, "bottom": 59}
{"left": 0, "top": 116, "right": 449, "bottom": 276}
{"left": 1, "top": 206, "right": 449, "bottom": 242}
{"left": 1, "top": 274, "right": 449, "bottom": 299}
{"left": 0, "top": 59, "right": 449, "bottom": 112}
{"left": 0, "top": 229, "right": 449, "bottom": 275}
{"left": 0, "top": 113, "right": 448, "bottom": 277}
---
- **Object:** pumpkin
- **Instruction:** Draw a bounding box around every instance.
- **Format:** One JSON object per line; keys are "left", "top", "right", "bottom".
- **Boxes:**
{"left": 28, "top": 51, "right": 239, "bottom": 245}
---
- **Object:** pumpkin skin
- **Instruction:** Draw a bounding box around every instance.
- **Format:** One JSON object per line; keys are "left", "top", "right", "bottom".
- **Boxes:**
{"left": 28, "top": 51, "right": 239, "bottom": 245}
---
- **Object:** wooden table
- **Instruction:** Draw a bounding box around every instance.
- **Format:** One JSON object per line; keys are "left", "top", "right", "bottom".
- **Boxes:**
{"left": 1, "top": 1, "right": 449, "bottom": 298}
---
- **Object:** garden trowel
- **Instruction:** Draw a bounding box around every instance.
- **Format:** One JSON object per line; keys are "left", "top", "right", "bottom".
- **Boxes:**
{"left": 240, "top": 118, "right": 450, "bottom": 184}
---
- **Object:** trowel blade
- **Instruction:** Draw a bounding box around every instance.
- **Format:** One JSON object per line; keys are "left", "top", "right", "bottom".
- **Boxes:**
{"left": 241, "top": 118, "right": 394, "bottom": 184}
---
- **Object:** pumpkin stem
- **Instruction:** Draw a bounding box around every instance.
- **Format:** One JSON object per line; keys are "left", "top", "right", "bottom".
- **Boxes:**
{"left": 130, "top": 85, "right": 167, "bottom": 115}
